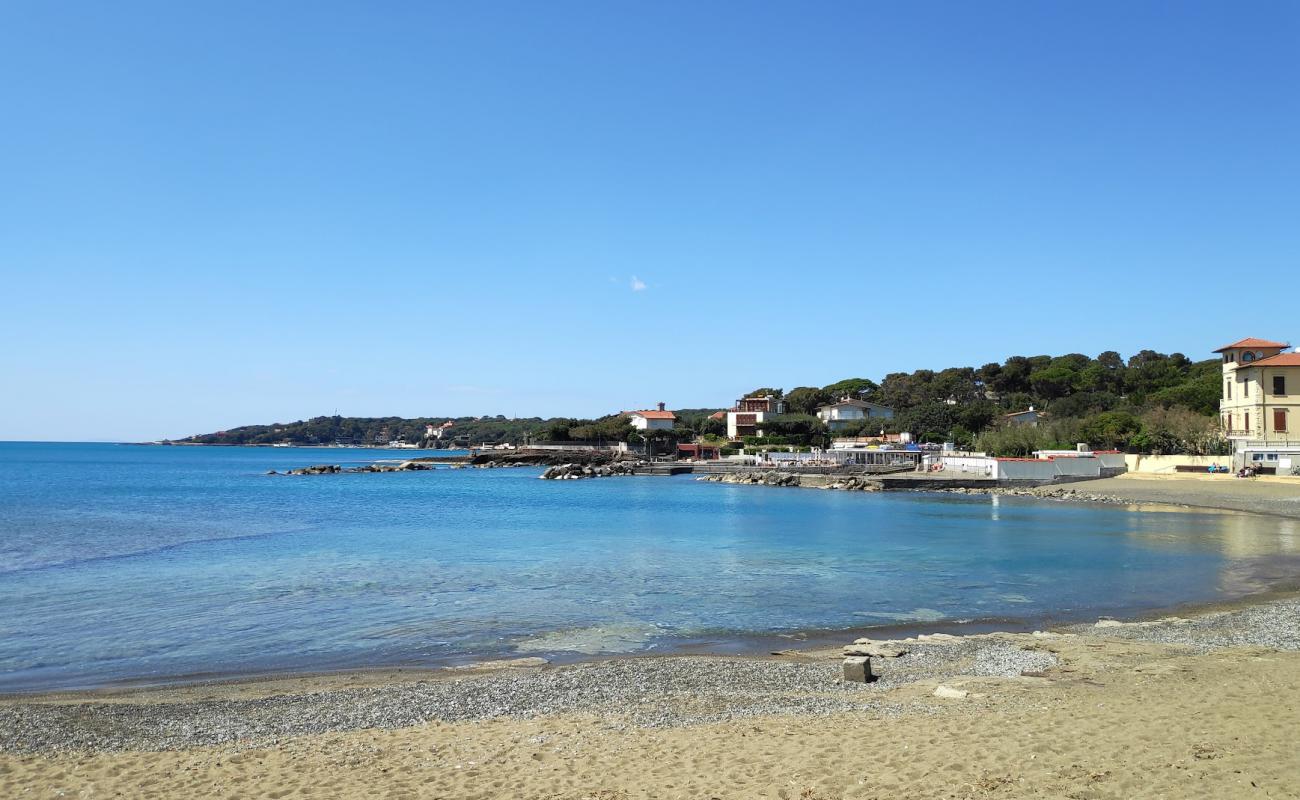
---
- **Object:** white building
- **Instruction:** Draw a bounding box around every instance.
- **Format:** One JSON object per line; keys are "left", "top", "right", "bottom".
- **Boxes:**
{"left": 815, "top": 398, "right": 895, "bottom": 431}
{"left": 1003, "top": 406, "right": 1046, "bottom": 427}
{"left": 925, "top": 447, "right": 1126, "bottom": 481}
{"left": 626, "top": 403, "right": 676, "bottom": 431}
{"left": 726, "top": 394, "right": 782, "bottom": 439}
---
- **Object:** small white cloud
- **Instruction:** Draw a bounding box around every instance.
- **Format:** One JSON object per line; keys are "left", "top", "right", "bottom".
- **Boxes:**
{"left": 630, "top": 276, "right": 647, "bottom": 292}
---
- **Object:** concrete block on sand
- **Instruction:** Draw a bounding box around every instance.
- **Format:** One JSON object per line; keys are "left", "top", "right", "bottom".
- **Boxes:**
{"left": 842, "top": 656, "right": 873, "bottom": 683}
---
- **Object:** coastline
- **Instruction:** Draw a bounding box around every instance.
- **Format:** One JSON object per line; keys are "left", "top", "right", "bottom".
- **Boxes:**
{"left": 4, "top": 592, "right": 1300, "bottom": 798}
{"left": 924, "top": 472, "right": 1300, "bottom": 520}
{"left": 6, "top": 474, "right": 1300, "bottom": 797}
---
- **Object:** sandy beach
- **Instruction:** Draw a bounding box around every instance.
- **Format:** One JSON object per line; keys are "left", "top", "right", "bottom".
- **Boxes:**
{"left": 5, "top": 475, "right": 1300, "bottom": 799}
{"left": 1052, "top": 473, "right": 1300, "bottom": 519}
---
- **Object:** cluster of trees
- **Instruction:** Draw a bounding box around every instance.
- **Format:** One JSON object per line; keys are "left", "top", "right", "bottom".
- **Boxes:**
{"left": 541, "top": 408, "right": 727, "bottom": 446}
{"left": 740, "top": 349, "right": 1225, "bottom": 455}
{"left": 180, "top": 415, "right": 556, "bottom": 447}
{"left": 184, "top": 409, "right": 731, "bottom": 449}
{"left": 183, "top": 349, "right": 1225, "bottom": 457}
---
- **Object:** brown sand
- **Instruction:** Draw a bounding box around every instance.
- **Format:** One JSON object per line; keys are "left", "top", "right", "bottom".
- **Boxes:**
{"left": 1087, "top": 473, "right": 1300, "bottom": 518}
{"left": 4, "top": 632, "right": 1299, "bottom": 799}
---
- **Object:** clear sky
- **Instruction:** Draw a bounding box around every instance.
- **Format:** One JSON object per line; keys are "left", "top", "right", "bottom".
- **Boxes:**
{"left": 2, "top": 2, "right": 1297, "bottom": 441}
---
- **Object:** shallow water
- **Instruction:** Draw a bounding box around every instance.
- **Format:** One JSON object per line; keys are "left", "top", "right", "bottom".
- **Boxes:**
{"left": 2, "top": 442, "right": 1298, "bottom": 692}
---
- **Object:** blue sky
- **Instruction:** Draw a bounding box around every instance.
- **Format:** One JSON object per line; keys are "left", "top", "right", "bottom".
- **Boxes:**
{"left": 2, "top": 2, "right": 1297, "bottom": 441}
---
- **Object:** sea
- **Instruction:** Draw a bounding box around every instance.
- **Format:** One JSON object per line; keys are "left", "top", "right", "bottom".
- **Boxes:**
{"left": 2, "top": 441, "right": 1298, "bottom": 693}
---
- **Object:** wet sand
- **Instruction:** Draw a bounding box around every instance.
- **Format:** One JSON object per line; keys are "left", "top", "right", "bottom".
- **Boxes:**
{"left": 1059, "top": 473, "right": 1300, "bottom": 518}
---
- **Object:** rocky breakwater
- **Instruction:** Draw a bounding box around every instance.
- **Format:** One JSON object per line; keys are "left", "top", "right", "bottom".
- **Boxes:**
{"left": 699, "top": 471, "right": 884, "bottom": 491}
{"left": 540, "top": 460, "right": 647, "bottom": 480}
{"left": 273, "top": 461, "right": 435, "bottom": 476}
{"left": 938, "top": 485, "right": 1130, "bottom": 504}
{"left": 470, "top": 450, "right": 619, "bottom": 468}
{"left": 698, "top": 471, "right": 801, "bottom": 487}
{"left": 821, "top": 475, "right": 883, "bottom": 492}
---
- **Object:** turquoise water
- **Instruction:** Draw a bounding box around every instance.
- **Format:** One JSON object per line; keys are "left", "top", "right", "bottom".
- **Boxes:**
{"left": 2, "top": 442, "right": 1298, "bottom": 692}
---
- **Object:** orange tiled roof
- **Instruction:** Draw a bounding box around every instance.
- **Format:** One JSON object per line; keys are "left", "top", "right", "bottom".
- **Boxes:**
{"left": 1252, "top": 353, "right": 1300, "bottom": 367}
{"left": 1213, "top": 337, "right": 1289, "bottom": 352}
{"left": 629, "top": 410, "right": 676, "bottom": 420}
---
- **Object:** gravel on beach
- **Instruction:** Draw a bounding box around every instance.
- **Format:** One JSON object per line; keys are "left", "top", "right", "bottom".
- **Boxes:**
{"left": 5, "top": 596, "right": 1299, "bottom": 756}
{"left": 1079, "top": 597, "right": 1300, "bottom": 653}
{"left": 0, "top": 642, "right": 1052, "bottom": 754}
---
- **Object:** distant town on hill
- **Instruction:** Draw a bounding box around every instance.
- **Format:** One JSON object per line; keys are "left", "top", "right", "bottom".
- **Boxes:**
{"left": 172, "top": 349, "right": 1225, "bottom": 457}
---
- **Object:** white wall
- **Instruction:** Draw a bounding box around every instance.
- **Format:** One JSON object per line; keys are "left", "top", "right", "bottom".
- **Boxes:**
{"left": 1050, "top": 456, "right": 1101, "bottom": 477}
{"left": 996, "top": 460, "right": 1060, "bottom": 480}
{"left": 1123, "top": 454, "right": 1230, "bottom": 473}
{"left": 726, "top": 411, "right": 766, "bottom": 439}
{"left": 938, "top": 455, "right": 998, "bottom": 477}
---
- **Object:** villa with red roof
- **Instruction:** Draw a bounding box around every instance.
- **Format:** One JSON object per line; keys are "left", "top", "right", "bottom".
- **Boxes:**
{"left": 1215, "top": 337, "right": 1300, "bottom": 471}
{"left": 625, "top": 404, "right": 676, "bottom": 431}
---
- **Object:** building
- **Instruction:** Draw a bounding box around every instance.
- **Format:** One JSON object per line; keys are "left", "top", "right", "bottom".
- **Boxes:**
{"left": 626, "top": 403, "right": 676, "bottom": 431}
{"left": 1215, "top": 337, "right": 1300, "bottom": 472}
{"left": 676, "top": 442, "right": 722, "bottom": 460}
{"left": 815, "top": 397, "right": 895, "bottom": 431}
{"left": 926, "top": 446, "right": 1126, "bottom": 481}
{"left": 726, "top": 394, "right": 783, "bottom": 439}
{"left": 1003, "top": 406, "right": 1046, "bottom": 427}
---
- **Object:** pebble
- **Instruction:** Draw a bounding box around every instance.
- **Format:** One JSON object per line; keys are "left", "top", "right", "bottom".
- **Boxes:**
{"left": 0, "top": 642, "right": 1052, "bottom": 754}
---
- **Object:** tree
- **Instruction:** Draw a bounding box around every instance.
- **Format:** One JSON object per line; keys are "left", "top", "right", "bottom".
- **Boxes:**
{"left": 898, "top": 402, "right": 956, "bottom": 441}
{"left": 758, "top": 414, "right": 827, "bottom": 438}
{"left": 822, "top": 378, "right": 879, "bottom": 400}
{"left": 1029, "top": 365, "right": 1077, "bottom": 400}
{"left": 993, "top": 356, "right": 1032, "bottom": 395}
{"left": 1077, "top": 411, "right": 1142, "bottom": 450}
{"left": 783, "top": 386, "right": 833, "bottom": 415}
{"left": 744, "top": 387, "right": 783, "bottom": 399}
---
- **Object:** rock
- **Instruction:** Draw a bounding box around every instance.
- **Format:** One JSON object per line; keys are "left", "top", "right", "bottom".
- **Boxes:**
{"left": 842, "top": 656, "right": 873, "bottom": 683}
{"left": 1094, "top": 619, "right": 1125, "bottom": 628}
{"left": 445, "top": 656, "right": 550, "bottom": 671}
{"left": 933, "top": 685, "right": 969, "bottom": 699}
{"left": 539, "top": 460, "right": 646, "bottom": 480}
{"left": 917, "top": 633, "right": 958, "bottom": 643}
{"left": 844, "top": 639, "right": 909, "bottom": 658}
{"left": 266, "top": 470, "right": 277, "bottom": 475}
{"left": 288, "top": 464, "right": 341, "bottom": 475}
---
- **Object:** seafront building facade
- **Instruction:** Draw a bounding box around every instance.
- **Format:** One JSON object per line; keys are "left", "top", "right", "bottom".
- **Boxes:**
{"left": 726, "top": 394, "right": 783, "bottom": 439}
{"left": 815, "top": 398, "right": 895, "bottom": 431}
{"left": 1216, "top": 337, "right": 1300, "bottom": 472}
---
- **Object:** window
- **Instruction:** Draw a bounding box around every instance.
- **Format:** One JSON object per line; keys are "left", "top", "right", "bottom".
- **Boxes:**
{"left": 1245, "top": 412, "right": 1251, "bottom": 431}
{"left": 1227, "top": 414, "right": 1233, "bottom": 431}
{"left": 1225, "top": 381, "right": 1232, "bottom": 400}
{"left": 1244, "top": 381, "right": 1249, "bottom": 398}
{"left": 1274, "top": 375, "right": 1287, "bottom": 396}
{"left": 1267, "top": 453, "right": 1280, "bottom": 461}
{"left": 1275, "top": 409, "right": 1287, "bottom": 433}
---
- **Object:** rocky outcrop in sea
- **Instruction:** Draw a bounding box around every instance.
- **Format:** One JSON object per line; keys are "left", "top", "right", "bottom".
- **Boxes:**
{"left": 539, "top": 461, "right": 646, "bottom": 480}
{"left": 698, "top": 471, "right": 802, "bottom": 487}
{"left": 273, "top": 461, "right": 435, "bottom": 476}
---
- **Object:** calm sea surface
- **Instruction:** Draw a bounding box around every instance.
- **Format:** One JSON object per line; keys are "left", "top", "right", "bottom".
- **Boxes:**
{"left": 2, "top": 442, "right": 1298, "bottom": 692}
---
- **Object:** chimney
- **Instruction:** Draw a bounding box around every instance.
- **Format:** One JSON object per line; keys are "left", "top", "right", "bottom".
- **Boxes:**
{"left": 658, "top": 402, "right": 665, "bottom": 411}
